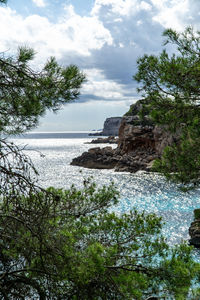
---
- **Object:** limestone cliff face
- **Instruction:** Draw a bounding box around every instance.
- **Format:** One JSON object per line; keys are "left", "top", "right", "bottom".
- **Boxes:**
{"left": 71, "top": 100, "right": 177, "bottom": 172}
{"left": 113, "top": 100, "right": 158, "bottom": 172}
{"left": 153, "top": 125, "right": 180, "bottom": 156}
{"left": 117, "top": 100, "right": 179, "bottom": 158}
{"left": 102, "top": 117, "right": 122, "bottom": 136}
{"left": 117, "top": 100, "right": 155, "bottom": 156}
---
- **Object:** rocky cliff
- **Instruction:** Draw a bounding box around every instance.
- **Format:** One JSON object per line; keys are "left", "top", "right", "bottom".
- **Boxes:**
{"left": 71, "top": 100, "right": 176, "bottom": 172}
{"left": 89, "top": 117, "right": 122, "bottom": 136}
{"left": 102, "top": 117, "right": 122, "bottom": 136}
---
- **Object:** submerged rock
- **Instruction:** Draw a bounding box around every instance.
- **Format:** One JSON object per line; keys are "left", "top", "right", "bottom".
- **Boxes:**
{"left": 189, "top": 209, "right": 200, "bottom": 248}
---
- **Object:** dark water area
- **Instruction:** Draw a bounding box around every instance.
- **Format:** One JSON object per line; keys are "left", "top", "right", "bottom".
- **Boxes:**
{"left": 14, "top": 131, "right": 100, "bottom": 139}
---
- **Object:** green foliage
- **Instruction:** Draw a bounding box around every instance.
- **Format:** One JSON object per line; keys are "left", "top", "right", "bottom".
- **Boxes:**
{"left": 152, "top": 135, "right": 200, "bottom": 189}
{"left": 124, "top": 103, "right": 136, "bottom": 116}
{"left": 134, "top": 27, "right": 200, "bottom": 188}
{"left": 194, "top": 209, "right": 200, "bottom": 220}
{"left": 0, "top": 47, "right": 86, "bottom": 135}
{"left": 0, "top": 179, "right": 199, "bottom": 299}
{"left": 0, "top": 1, "right": 199, "bottom": 297}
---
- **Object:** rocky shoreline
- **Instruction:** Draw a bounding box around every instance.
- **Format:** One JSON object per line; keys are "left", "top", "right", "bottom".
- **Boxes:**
{"left": 71, "top": 99, "right": 199, "bottom": 247}
{"left": 189, "top": 209, "right": 200, "bottom": 248}
{"left": 85, "top": 136, "right": 118, "bottom": 144}
{"left": 71, "top": 99, "right": 177, "bottom": 173}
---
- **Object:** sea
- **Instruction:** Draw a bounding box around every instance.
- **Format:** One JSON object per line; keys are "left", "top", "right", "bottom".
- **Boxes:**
{"left": 12, "top": 131, "right": 200, "bottom": 254}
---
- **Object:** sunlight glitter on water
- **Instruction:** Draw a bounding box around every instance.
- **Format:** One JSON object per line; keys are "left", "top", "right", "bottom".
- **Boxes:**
{"left": 12, "top": 134, "right": 200, "bottom": 248}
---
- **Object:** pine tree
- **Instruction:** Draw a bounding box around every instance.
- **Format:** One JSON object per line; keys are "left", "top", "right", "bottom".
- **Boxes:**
{"left": 135, "top": 27, "right": 200, "bottom": 189}
{"left": 0, "top": 2, "right": 199, "bottom": 297}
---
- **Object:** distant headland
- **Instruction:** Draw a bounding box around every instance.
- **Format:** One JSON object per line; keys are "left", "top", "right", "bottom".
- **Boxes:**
{"left": 71, "top": 99, "right": 178, "bottom": 173}
{"left": 89, "top": 117, "right": 122, "bottom": 137}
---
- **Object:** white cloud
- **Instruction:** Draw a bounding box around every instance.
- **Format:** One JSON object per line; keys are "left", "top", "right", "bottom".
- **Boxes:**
{"left": 151, "top": 0, "right": 190, "bottom": 30}
{"left": 61, "top": 5, "right": 113, "bottom": 55}
{"left": 82, "top": 68, "right": 136, "bottom": 101}
{"left": 0, "top": 4, "right": 113, "bottom": 64}
{"left": 1, "top": 0, "right": 199, "bottom": 108}
{"left": 32, "top": 0, "right": 46, "bottom": 8}
{"left": 2, "top": 0, "right": 198, "bottom": 131}
{"left": 140, "top": 1, "right": 152, "bottom": 11}
{"left": 91, "top": 0, "right": 151, "bottom": 17}
{"left": 92, "top": 0, "right": 136, "bottom": 16}
{"left": 113, "top": 18, "right": 123, "bottom": 23}
{"left": 137, "top": 20, "right": 143, "bottom": 26}
{"left": 91, "top": 0, "right": 196, "bottom": 33}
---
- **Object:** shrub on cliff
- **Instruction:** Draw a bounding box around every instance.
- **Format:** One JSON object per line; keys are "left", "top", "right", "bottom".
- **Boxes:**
{"left": 134, "top": 27, "right": 200, "bottom": 189}
{"left": 0, "top": 1, "right": 200, "bottom": 297}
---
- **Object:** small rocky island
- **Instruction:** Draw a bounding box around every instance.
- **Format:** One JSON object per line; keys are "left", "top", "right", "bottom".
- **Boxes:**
{"left": 71, "top": 99, "right": 178, "bottom": 172}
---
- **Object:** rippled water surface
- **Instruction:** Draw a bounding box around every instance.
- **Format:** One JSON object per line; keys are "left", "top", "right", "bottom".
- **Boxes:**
{"left": 13, "top": 132, "right": 200, "bottom": 249}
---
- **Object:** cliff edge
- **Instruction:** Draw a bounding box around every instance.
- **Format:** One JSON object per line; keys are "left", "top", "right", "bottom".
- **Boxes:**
{"left": 102, "top": 117, "right": 122, "bottom": 136}
{"left": 71, "top": 99, "right": 175, "bottom": 172}
{"left": 89, "top": 117, "right": 122, "bottom": 136}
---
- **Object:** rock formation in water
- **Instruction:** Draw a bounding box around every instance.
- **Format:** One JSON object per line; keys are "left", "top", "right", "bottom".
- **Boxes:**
{"left": 89, "top": 117, "right": 122, "bottom": 136}
{"left": 102, "top": 117, "right": 122, "bottom": 136}
{"left": 71, "top": 99, "right": 177, "bottom": 172}
{"left": 85, "top": 136, "right": 118, "bottom": 144}
{"left": 189, "top": 209, "right": 200, "bottom": 248}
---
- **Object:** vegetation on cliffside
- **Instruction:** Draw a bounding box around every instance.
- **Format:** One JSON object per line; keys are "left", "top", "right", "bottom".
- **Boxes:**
{"left": 135, "top": 26, "right": 200, "bottom": 189}
{"left": 1, "top": 0, "right": 200, "bottom": 297}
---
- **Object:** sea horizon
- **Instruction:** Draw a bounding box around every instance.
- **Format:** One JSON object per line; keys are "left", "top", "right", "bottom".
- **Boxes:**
{"left": 12, "top": 131, "right": 104, "bottom": 140}
{"left": 24, "top": 130, "right": 102, "bottom": 134}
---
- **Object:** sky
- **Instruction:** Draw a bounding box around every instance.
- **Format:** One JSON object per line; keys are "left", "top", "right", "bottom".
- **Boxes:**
{"left": 0, "top": 0, "right": 200, "bottom": 131}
